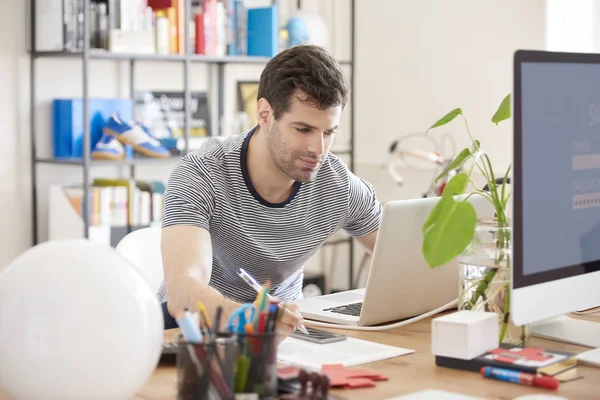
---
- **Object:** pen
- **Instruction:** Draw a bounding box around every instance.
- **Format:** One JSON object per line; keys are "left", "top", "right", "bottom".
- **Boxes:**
{"left": 213, "top": 306, "right": 223, "bottom": 338}
{"left": 238, "top": 268, "right": 310, "bottom": 335}
{"left": 266, "top": 303, "right": 278, "bottom": 332}
{"left": 239, "top": 268, "right": 269, "bottom": 297}
{"left": 480, "top": 367, "right": 559, "bottom": 390}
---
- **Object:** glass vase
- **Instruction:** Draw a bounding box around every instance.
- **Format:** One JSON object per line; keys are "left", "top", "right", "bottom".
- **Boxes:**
{"left": 458, "top": 218, "right": 530, "bottom": 345}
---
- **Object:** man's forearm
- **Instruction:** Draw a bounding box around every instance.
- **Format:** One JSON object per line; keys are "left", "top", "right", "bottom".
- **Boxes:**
{"left": 166, "top": 277, "right": 241, "bottom": 331}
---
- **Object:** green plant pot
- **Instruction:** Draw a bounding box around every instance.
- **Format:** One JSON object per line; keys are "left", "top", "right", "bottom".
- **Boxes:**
{"left": 458, "top": 218, "right": 530, "bottom": 345}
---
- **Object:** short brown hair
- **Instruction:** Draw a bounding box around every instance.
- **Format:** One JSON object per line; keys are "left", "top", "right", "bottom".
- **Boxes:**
{"left": 257, "top": 45, "right": 349, "bottom": 120}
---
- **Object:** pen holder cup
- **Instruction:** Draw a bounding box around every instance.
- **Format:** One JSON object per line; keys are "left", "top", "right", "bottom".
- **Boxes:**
{"left": 177, "top": 334, "right": 237, "bottom": 400}
{"left": 233, "top": 331, "right": 280, "bottom": 400}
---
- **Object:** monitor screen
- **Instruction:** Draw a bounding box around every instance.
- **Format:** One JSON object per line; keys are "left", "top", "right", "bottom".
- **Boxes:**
{"left": 514, "top": 52, "right": 600, "bottom": 289}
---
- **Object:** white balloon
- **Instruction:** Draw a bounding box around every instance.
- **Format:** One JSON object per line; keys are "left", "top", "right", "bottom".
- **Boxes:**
{"left": 0, "top": 239, "right": 164, "bottom": 400}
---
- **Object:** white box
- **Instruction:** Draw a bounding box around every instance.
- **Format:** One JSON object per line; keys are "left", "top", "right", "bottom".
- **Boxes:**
{"left": 431, "top": 310, "right": 499, "bottom": 360}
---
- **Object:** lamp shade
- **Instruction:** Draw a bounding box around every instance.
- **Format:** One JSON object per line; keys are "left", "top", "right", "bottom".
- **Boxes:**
{"left": 0, "top": 239, "right": 164, "bottom": 400}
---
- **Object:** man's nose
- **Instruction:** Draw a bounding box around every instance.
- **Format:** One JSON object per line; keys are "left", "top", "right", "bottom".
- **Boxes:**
{"left": 308, "top": 133, "right": 325, "bottom": 157}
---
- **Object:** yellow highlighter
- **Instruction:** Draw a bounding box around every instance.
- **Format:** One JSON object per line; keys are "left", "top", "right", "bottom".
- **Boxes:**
{"left": 197, "top": 302, "right": 212, "bottom": 330}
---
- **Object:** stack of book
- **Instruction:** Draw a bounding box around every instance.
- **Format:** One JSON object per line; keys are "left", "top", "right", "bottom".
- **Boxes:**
{"left": 34, "top": 0, "right": 278, "bottom": 57}
{"left": 436, "top": 344, "right": 578, "bottom": 378}
{"left": 49, "top": 179, "right": 166, "bottom": 246}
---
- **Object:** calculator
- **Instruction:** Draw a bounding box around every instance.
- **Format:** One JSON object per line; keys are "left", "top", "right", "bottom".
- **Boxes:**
{"left": 289, "top": 326, "right": 347, "bottom": 344}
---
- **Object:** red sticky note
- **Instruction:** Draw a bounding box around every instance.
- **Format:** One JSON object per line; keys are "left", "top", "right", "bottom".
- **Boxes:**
{"left": 277, "top": 366, "right": 301, "bottom": 380}
{"left": 322, "top": 364, "right": 388, "bottom": 389}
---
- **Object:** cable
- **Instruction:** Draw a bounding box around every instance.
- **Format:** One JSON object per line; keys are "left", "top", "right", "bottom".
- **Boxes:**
{"left": 302, "top": 298, "right": 458, "bottom": 331}
{"left": 573, "top": 306, "right": 600, "bottom": 315}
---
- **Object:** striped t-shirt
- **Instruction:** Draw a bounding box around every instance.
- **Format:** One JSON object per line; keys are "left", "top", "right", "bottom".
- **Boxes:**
{"left": 158, "top": 127, "right": 382, "bottom": 304}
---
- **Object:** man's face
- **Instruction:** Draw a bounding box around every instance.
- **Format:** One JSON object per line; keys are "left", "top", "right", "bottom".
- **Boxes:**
{"left": 265, "top": 92, "right": 342, "bottom": 183}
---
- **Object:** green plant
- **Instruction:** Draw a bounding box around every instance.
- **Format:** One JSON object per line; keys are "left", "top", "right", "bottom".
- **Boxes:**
{"left": 422, "top": 94, "right": 511, "bottom": 268}
{"left": 422, "top": 95, "right": 515, "bottom": 342}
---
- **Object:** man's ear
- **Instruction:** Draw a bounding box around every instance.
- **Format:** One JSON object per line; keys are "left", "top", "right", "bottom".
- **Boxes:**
{"left": 257, "top": 98, "right": 272, "bottom": 127}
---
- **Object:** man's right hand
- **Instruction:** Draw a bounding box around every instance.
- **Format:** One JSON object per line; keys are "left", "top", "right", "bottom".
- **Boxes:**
{"left": 275, "top": 302, "right": 305, "bottom": 345}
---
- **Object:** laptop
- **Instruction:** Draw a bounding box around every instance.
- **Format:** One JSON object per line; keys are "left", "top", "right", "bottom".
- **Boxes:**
{"left": 295, "top": 195, "right": 495, "bottom": 326}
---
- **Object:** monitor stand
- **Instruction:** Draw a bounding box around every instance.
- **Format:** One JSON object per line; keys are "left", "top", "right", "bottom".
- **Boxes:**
{"left": 531, "top": 315, "right": 600, "bottom": 348}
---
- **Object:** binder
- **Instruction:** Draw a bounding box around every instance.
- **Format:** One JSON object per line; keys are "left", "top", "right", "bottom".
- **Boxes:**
{"left": 247, "top": 5, "right": 277, "bottom": 57}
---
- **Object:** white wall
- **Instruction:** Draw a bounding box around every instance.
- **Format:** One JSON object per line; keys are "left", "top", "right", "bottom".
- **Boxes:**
{"left": 545, "top": 0, "right": 600, "bottom": 53}
{"left": 354, "top": 0, "right": 547, "bottom": 203}
{"left": 0, "top": 0, "right": 32, "bottom": 270}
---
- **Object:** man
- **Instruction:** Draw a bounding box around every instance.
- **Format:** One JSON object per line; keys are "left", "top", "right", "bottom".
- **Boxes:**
{"left": 160, "top": 44, "right": 382, "bottom": 340}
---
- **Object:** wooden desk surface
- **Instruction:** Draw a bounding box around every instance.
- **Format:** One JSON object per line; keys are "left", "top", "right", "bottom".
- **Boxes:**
{"left": 135, "top": 313, "right": 600, "bottom": 400}
{"left": 0, "top": 313, "right": 597, "bottom": 400}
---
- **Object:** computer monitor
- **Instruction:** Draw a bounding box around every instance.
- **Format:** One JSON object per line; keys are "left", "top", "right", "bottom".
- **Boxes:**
{"left": 512, "top": 49, "right": 600, "bottom": 348}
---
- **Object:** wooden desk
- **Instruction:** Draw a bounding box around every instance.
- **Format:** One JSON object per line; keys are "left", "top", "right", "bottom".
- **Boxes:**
{"left": 135, "top": 313, "right": 600, "bottom": 400}
{"left": 0, "top": 314, "right": 597, "bottom": 400}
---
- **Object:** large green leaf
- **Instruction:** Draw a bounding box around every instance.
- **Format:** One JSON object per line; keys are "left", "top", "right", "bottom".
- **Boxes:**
{"left": 491, "top": 94, "right": 511, "bottom": 125}
{"left": 424, "top": 174, "right": 469, "bottom": 235}
{"left": 422, "top": 194, "right": 446, "bottom": 235}
{"left": 426, "top": 108, "right": 462, "bottom": 133}
{"left": 443, "top": 173, "right": 469, "bottom": 196}
{"left": 435, "top": 140, "right": 481, "bottom": 182}
{"left": 422, "top": 195, "right": 477, "bottom": 268}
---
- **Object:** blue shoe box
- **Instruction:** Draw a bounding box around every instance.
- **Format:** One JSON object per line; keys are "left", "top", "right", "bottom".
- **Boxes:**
{"left": 52, "top": 98, "right": 134, "bottom": 159}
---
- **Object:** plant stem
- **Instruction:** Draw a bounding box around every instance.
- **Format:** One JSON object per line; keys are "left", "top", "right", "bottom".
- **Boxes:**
{"left": 499, "top": 285, "right": 510, "bottom": 343}
{"left": 468, "top": 179, "right": 486, "bottom": 192}
{"left": 464, "top": 191, "right": 494, "bottom": 204}
{"left": 464, "top": 268, "right": 498, "bottom": 310}
{"left": 504, "top": 190, "right": 512, "bottom": 209}
{"left": 501, "top": 165, "right": 511, "bottom": 210}
{"left": 460, "top": 113, "right": 476, "bottom": 145}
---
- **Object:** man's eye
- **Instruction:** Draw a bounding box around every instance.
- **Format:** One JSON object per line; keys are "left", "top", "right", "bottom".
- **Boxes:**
{"left": 296, "top": 127, "right": 310, "bottom": 133}
{"left": 325, "top": 130, "right": 336, "bottom": 136}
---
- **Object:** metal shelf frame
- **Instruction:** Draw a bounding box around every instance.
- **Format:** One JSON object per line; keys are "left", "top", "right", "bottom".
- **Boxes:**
{"left": 29, "top": 0, "right": 357, "bottom": 290}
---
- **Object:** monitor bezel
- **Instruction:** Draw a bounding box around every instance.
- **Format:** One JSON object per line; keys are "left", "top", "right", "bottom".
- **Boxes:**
{"left": 513, "top": 49, "right": 600, "bottom": 289}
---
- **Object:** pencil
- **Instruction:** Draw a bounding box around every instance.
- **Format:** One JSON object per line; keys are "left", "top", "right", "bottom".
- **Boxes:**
{"left": 197, "top": 302, "right": 212, "bottom": 330}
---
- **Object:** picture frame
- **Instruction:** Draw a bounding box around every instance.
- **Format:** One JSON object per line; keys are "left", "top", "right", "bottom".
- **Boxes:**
{"left": 236, "top": 81, "right": 260, "bottom": 127}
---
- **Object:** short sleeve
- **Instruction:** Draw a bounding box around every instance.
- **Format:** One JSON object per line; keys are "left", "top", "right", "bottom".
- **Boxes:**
{"left": 343, "top": 171, "right": 383, "bottom": 237}
{"left": 161, "top": 156, "right": 215, "bottom": 231}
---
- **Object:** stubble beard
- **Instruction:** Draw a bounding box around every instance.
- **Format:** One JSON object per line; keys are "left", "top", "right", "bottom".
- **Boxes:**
{"left": 267, "top": 124, "right": 322, "bottom": 183}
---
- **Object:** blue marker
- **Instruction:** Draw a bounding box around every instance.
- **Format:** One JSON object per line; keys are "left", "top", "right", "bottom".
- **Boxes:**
{"left": 175, "top": 310, "right": 203, "bottom": 343}
{"left": 480, "top": 367, "right": 559, "bottom": 390}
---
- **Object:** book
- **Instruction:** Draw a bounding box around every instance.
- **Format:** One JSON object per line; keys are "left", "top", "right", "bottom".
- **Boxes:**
{"left": 134, "top": 90, "right": 211, "bottom": 140}
{"left": 247, "top": 5, "right": 278, "bottom": 57}
{"left": 435, "top": 344, "right": 578, "bottom": 376}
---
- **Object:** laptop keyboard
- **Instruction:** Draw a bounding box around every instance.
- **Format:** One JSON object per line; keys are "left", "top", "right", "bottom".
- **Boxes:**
{"left": 323, "top": 302, "right": 363, "bottom": 316}
{"left": 161, "top": 341, "right": 178, "bottom": 354}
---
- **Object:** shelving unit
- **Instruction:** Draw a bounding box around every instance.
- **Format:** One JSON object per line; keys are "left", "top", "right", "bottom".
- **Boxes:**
{"left": 29, "top": 0, "right": 357, "bottom": 290}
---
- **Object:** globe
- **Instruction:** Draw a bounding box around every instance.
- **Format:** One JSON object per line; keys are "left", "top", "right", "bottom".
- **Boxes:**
{"left": 285, "top": 11, "right": 328, "bottom": 48}
{"left": 0, "top": 239, "right": 164, "bottom": 400}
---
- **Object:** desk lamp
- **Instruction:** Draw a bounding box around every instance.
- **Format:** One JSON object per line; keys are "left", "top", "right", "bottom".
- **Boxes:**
{"left": 0, "top": 239, "right": 163, "bottom": 400}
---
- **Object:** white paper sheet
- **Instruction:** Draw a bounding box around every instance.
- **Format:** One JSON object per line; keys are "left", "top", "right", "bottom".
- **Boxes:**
{"left": 386, "top": 389, "right": 484, "bottom": 400}
{"left": 276, "top": 336, "right": 414, "bottom": 371}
